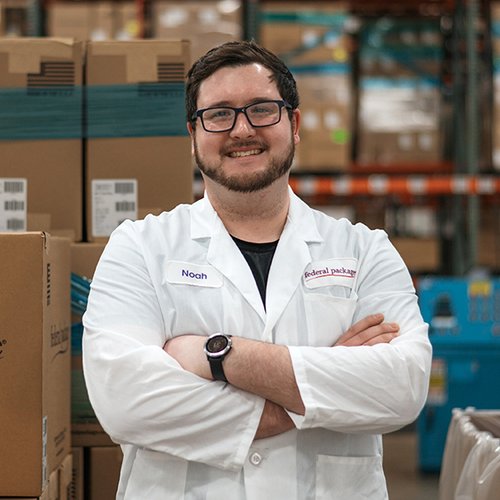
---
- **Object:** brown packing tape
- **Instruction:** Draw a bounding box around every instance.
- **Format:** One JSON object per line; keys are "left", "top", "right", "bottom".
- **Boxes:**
{"left": 89, "top": 40, "right": 187, "bottom": 82}
{"left": 0, "top": 38, "right": 76, "bottom": 74}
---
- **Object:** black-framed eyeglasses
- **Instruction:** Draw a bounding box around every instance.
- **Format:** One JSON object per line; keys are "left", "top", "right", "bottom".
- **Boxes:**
{"left": 192, "top": 99, "right": 292, "bottom": 133}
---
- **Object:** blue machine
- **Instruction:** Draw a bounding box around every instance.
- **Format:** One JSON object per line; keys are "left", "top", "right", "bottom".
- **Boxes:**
{"left": 416, "top": 276, "right": 500, "bottom": 472}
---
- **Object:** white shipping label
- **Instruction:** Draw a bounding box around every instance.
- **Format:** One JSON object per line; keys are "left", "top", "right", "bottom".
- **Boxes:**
{"left": 0, "top": 178, "right": 27, "bottom": 231}
{"left": 92, "top": 179, "right": 138, "bottom": 237}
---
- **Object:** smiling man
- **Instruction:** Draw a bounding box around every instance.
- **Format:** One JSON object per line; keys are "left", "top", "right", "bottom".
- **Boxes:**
{"left": 83, "top": 41, "right": 432, "bottom": 499}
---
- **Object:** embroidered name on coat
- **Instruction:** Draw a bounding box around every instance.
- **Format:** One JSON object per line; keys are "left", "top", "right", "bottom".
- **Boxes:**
{"left": 303, "top": 258, "right": 358, "bottom": 289}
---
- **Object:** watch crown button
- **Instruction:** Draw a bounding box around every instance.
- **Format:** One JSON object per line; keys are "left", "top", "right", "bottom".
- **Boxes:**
{"left": 249, "top": 452, "right": 262, "bottom": 466}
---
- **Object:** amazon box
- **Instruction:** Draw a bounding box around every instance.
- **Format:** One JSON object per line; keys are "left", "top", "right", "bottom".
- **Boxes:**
{"left": 0, "top": 38, "right": 83, "bottom": 240}
{"left": 85, "top": 40, "right": 193, "bottom": 242}
{"left": 0, "top": 232, "right": 71, "bottom": 497}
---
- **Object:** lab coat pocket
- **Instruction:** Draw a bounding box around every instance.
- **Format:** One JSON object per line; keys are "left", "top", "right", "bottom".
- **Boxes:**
{"left": 124, "top": 448, "right": 187, "bottom": 500}
{"left": 303, "top": 292, "right": 357, "bottom": 346}
{"left": 315, "top": 454, "right": 386, "bottom": 500}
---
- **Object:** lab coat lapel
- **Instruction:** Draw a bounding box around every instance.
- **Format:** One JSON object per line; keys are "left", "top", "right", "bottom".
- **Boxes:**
{"left": 265, "top": 191, "right": 323, "bottom": 333}
{"left": 191, "top": 196, "right": 267, "bottom": 322}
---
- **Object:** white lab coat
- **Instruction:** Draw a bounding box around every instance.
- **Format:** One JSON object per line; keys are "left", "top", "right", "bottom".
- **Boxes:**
{"left": 83, "top": 189, "right": 432, "bottom": 500}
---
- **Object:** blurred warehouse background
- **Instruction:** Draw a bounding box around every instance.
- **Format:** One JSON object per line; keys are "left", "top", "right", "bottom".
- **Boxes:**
{"left": 0, "top": 1, "right": 499, "bottom": 499}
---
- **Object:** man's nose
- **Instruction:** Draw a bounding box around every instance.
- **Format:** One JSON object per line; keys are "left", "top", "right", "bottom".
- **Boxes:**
{"left": 230, "top": 110, "right": 255, "bottom": 137}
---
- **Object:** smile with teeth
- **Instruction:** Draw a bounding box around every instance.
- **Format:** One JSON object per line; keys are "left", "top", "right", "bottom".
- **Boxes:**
{"left": 228, "top": 149, "right": 263, "bottom": 158}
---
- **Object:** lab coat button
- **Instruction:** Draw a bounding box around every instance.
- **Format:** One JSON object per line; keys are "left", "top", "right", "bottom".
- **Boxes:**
{"left": 249, "top": 452, "right": 262, "bottom": 466}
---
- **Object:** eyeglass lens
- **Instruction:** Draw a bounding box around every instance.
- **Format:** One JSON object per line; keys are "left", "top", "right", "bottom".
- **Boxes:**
{"left": 202, "top": 101, "right": 282, "bottom": 131}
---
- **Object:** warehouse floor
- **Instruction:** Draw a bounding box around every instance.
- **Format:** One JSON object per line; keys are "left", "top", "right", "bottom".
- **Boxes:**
{"left": 384, "top": 429, "right": 440, "bottom": 500}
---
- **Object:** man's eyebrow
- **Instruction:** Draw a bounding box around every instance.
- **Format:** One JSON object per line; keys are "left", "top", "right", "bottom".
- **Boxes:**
{"left": 200, "top": 98, "right": 277, "bottom": 108}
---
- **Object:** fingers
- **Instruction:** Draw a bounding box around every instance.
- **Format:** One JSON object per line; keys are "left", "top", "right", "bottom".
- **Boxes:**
{"left": 336, "top": 313, "right": 385, "bottom": 344}
{"left": 362, "top": 330, "right": 399, "bottom": 347}
{"left": 335, "top": 314, "right": 400, "bottom": 347}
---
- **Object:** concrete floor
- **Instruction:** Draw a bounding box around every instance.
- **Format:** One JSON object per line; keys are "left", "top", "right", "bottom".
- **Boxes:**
{"left": 383, "top": 430, "right": 440, "bottom": 500}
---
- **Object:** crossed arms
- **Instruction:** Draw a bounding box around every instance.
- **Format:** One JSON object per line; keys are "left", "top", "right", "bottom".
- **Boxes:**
{"left": 164, "top": 313, "right": 400, "bottom": 440}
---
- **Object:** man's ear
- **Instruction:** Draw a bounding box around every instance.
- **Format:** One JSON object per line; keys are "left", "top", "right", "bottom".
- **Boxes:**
{"left": 292, "top": 109, "right": 301, "bottom": 145}
{"left": 187, "top": 122, "right": 195, "bottom": 155}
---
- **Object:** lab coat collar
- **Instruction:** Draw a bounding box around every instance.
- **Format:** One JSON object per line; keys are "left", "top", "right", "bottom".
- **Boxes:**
{"left": 189, "top": 188, "right": 323, "bottom": 330}
{"left": 189, "top": 188, "right": 322, "bottom": 243}
{"left": 264, "top": 188, "right": 322, "bottom": 334}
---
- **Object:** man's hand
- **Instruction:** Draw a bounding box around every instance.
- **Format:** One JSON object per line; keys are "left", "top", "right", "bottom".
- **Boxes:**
{"left": 255, "top": 400, "right": 295, "bottom": 440}
{"left": 334, "top": 313, "right": 399, "bottom": 347}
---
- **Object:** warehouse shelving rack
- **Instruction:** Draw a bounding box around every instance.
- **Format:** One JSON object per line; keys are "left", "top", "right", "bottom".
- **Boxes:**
{"left": 246, "top": 0, "right": 498, "bottom": 274}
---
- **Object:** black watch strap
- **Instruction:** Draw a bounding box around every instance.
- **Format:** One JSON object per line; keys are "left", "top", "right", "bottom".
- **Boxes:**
{"left": 204, "top": 333, "right": 232, "bottom": 383}
{"left": 208, "top": 358, "right": 228, "bottom": 383}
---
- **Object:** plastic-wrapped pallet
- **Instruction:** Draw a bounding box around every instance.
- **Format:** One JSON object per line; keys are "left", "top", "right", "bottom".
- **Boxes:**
{"left": 439, "top": 408, "right": 500, "bottom": 500}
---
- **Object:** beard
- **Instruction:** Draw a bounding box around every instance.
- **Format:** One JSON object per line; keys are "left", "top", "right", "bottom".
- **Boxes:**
{"left": 193, "top": 135, "right": 295, "bottom": 193}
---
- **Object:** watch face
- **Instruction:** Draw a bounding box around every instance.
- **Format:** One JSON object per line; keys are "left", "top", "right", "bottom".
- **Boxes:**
{"left": 206, "top": 335, "right": 228, "bottom": 354}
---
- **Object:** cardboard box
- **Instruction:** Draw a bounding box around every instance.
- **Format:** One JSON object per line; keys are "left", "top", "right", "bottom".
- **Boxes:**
{"left": 392, "top": 237, "right": 440, "bottom": 273}
{"left": 356, "top": 17, "right": 443, "bottom": 169}
{"left": 85, "top": 40, "right": 193, "bottom": 242}
{"left": 152, "top": 0, "right": 242, "bottom": 63}
{"left": 478, "top": 206, "right": 500, "bottom": 270}
{"left": 47, "top": 1, "right": 140, "bottom": 41}
{"left": 3, "top": 454, "right": 72, "bottom": 500}
{"left": 71, "top": 422, "right": 115, "bottom": 447}
{"left": 71, "top": 447, "right": 85, "bottom": 500}
{"left": 47, "top": 1, "right": 114, "bottom": 41}
{"left": 259, "top": 2, "right": 351, "bottom": 66}
{"left": 59, "top": 453, "right": 73, "bottom": 500}
{"left": 0, "top": 38, "right": 83, "bottom": 240}
{"left": 357, "top": 129, "right": 442, "bottom": 166}
{"left": 0, "top": 233, "right": 71, "bottom": 497}
{"left": 293, "top": 73, "right": 352, "bottom": 171}
{"left": 88, "top": 447, "right": 123, "bottom": 500}
{"left": 71, "top": 242, "right": 106, "bottom": 279}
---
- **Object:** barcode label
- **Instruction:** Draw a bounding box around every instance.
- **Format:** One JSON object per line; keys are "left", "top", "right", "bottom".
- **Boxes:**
{"left": 4, "top": 181, "right": 25, "bottom": 193}
{"left": 4, "top": 200, "right": 25, "bottom": 211}
{"left": 92, "top": 179, "right": 138, "bottom": 237}
{"left": 6, "top": 218, "right": 24, "bottom": 230}
{"left": 115, "top": 182, "right": 135, "bottom": 194}
{"left": 116, "top": 201, "right": 136, "bottom": 212}
{"left": 0, "top": 178, "right": 27, "bottom": 231}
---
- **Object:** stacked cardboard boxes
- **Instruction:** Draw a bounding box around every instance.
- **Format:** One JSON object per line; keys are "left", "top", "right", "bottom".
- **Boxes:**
{"left": 0, "top": 233, "right": 71, "bottom": 497}
{"left": 356, "top": 18, "right": 444, "bottom": 168}
{"left": 85, "top": 39, "right": 192, "bottom": 241}
{"left": 70, "top": 242, "right": 123, "bottom": 500}
{"left": 1, "top": 37, "right": 194, "bottom": 499}
{"left": 259, "top": 2, "right": 353, "bottom": 172}
{"left": 0, "top": 38, "right": 83, "bottom": 240}
{"left": 0, "top": 38, "right": 193, "bottom": 242}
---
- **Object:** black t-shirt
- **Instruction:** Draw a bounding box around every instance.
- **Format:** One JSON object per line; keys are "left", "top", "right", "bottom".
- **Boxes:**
{"left": 232, "top": 236, "right": 279, "bottom": 307}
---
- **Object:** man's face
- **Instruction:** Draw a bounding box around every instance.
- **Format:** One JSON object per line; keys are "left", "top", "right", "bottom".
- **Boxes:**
{"left": 188, "top": 63, "right": 300, "bottom": 193}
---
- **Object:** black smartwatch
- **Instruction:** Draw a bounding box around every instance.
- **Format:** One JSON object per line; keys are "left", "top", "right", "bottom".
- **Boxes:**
{"left": 204, "top": 333, "right": 232, "bottom": 383}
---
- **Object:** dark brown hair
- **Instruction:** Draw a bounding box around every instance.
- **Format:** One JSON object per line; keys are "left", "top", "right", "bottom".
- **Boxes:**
{"left": 185, "top": 40, "right": 299, "bottom": 127}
